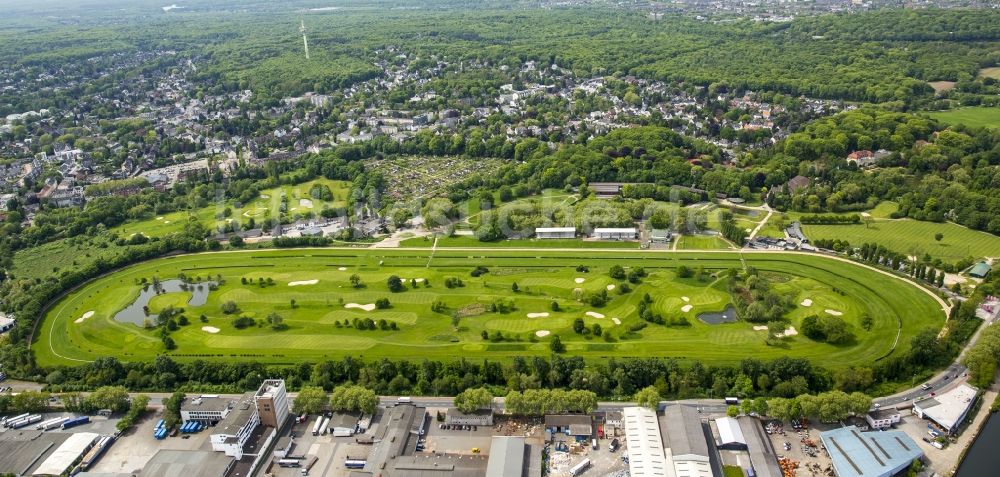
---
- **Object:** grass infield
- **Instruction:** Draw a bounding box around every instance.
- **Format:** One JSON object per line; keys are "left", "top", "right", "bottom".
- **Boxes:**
{"left": 35, "top": 248, "right": 945, "bottom": 368}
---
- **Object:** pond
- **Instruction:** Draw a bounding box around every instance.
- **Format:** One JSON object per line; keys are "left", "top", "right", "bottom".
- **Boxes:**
{"left": 957, "top": 412, "right": 1000, "bottom": 476}
{"left": 113, "top": 279, "right": 216, "bottom": 326}
{"left": 697, "top": 305, "right": 739, "bottom": 324}
{"left": 731, "top": 208, "right": 760, "bottom": 218}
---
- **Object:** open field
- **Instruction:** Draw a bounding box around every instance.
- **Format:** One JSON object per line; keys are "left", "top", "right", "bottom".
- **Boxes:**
{"left": 927, "top": 107, "right": 1000, "bottom": 129}
{"left": 109, "top": 179, "right": 351, "bottom": 238}
{"left": 676, "top": 235, "right": 733, "bottom": 250}
{"left": 802, "top": 219, "right": 1000, "bottom": 263}
{"left": 978, "top": 67, "right": 1000, "bottom": 79}
{"left": 35, "top": 248, "right": 944, "bottom": 368}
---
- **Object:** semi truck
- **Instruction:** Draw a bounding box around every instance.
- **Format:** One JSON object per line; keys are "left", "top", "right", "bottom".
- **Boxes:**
{"left": 61, "top": 416, "right": 90, "bottom": 430}
{"left": 569, "top": 458, "right": 591, "bottom": 476}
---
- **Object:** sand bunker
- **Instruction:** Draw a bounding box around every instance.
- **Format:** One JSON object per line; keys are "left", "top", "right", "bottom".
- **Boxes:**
{"left": 681, "top": 304, "right": 693, "bottom": 313}
{"left": 288, "top": 279, "right": 319, "bottom": 286}
{"left": 163, "top": 220, "right": 171, "bottom": 224}
{"left": 800, "top": 298, "right": 813, "bottom": 307}
{"left": 607, "top": 284, "right": 616, "bottom": 291}
{"left": 535, "top": 330, "right": 551, "bottom": 337}
{"left": 260, "top": 194, "right": 270, "bottom": 199}
{"left": 156, "top": 216, "right": 164, "bottom": 220}
{"left": 575, "top": 278, "right": 585, "bottom": 284}
{"left": 299, "top": 199, "right": 313, "bottom": 208}
{"left": 612, "top": 318, "right": 621, "bottom": 325}
{"left": 753, "top": 325, "right": 768, "bottom": 331}
{"left": 526, "top": 313, "right": 550, "bottom": 318}
{"left": 585, "top": 311, "right": 605, "bottom": 319}
{"left": 74, "top": 311, "right": 95, "bottom": 324}
{"left": 780, "top": 326, "right": 799, "bottom": 337}
{"left": 825, "top": 309, "right": 843, "bottom": 316}
{"left": 345, "top": 303, "right": 377, "bottom": 312}
{"left": 202, "top": 326, "right": 220, "bottom": 334}
{"left": 681, "top": 296, "right": 690, "bottom": 302}
{"left": 338, "top": 267, "right": 347, "bottom": 271}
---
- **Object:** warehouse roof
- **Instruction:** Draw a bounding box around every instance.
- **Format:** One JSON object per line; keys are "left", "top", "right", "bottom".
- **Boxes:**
{"left": 535, "top": 227, "right": 576, "bottom": 233}
{"left": 0, "top": 430, "right": 70, "bottom": 476}
{"left": 181, "top": 396, "right": 231, "bottom": 414}
{"left": 623, "top": 407, "right": 667, "bottom": 477}
{"left": 738, "top": 417, "right": 783, "bottom": 477}
{"left": 660, "top": 406, "right": 710, "bottom": 458}
{"left": 33, "top": 432, "right": 98, "bottom": 476}
{"left": 485, "top": 436, "right": 526, "bottom": 477}
{"left": 213, "top": 392, "right": 256, "bottom": 436}
{"left": 716, "top": 417, "right": 746, "bottom": 446}
{"left": 820, "top": 426, "right": 922, "bottom": 477}
{"left": 141, "top": 450, "right": 235, "bottom": 477}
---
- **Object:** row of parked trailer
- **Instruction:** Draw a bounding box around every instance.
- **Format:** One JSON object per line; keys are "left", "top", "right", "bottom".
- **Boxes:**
{"left": 3, "top": 413, "right": 42, "bottom": 429}
{"left": 78, "top": 435, "right": 115, "bottom": 471}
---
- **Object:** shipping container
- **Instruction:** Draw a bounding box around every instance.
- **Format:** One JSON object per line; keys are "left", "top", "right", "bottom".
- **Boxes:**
{"left": 278, "top": 459, "right": 301, "bottom": 468}
{"left": 344, "top": 460, "right": 366, "bottom": 469}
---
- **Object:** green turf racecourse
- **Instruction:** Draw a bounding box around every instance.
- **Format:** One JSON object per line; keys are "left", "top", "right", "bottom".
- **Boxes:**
{"left": 35, "top": 248, "right": 947, "bottom": 367}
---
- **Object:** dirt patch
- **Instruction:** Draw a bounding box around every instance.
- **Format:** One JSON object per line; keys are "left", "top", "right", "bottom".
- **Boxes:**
{"left": 288, "top": 279, "right": 319, "bottom": 286}
{"left": 535, "top": 330, "right": 551, "bottom": 337}
{"left": 202, "top": 326, "right": 220, "bottom": 334}
{"left": 526, "top": 313, "right": 550, "bottom": 318}
{"left": 457, "top": 303, "right": 487, "bottom": 317}
{"left": 299, "top": 198, "right": 314, "bottom": 208}
{"left": 929, "top": 81, "right": 956, "bottom": 93}
{"left": 345, "top": 303, "right": 377, "bottom": 312}
{"left": 585, "top": 311, "right": 605, "bottom": 319}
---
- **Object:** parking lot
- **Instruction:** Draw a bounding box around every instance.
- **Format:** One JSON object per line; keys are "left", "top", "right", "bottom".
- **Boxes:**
{"left": 90, "top": 410, "right": 210, "bottom": 474}
{"left": 424, "top": 421, "right": 495, "bottom": 455}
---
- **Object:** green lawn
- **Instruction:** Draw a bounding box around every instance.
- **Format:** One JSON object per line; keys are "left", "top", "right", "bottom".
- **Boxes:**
{"left": 35, "top": 249, "right": 944, "bottom": 369}
{"left": 927, "top": 107, "right": 1000, "bottom": 129}
{"left": 110, "top": 179, "right": 351, "bottom": 238}
{"left": 802, "top": 219, "right": 1000, "bottom": 263}
{"left": 676, "top": 235, "right": 733, "bottom": 250}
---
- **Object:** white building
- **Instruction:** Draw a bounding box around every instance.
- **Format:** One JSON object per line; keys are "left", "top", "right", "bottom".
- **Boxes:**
{"left": 181, "top": 395, "right": 232, "bottom": 424}
{"left": 592, "top": 227, "right": 638, "bottom": 240}
{"left": 622, "top": 406, "right": 667, "bottom": 477}
{"left": 661, "top": 406, "right": 714, "bottom": 477}
{"left": 209, "top": 379, "right": 288, "bottom": 459}
{"left": 446, "top": 408, "right": 494, "bottom": 426}
{"left": 535, "top": 227, "right": 576, "bottom": 239}
{"left": 866, "top": 408, "right": 901, "bottom": 430}
{"left": 0, "top": 313, "right": 14, "bottom": 334}
{"left": 913, "top": 383, "right": 978, "bottom": 434}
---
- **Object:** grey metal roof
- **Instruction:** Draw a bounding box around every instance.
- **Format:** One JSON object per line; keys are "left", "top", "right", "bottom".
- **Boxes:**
{"left": 485, "top": 436, "right": 525, "bottom": 477}
{"left": 659, "top": 405, "right": 710, "bottom": 458}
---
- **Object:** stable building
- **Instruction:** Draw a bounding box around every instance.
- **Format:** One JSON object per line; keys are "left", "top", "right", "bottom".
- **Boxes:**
{"left": 820, "top": 426, "right": 922, "bottom": 477}
{"left": 912, "top": 383, "right": 977, "bottom": 434}
{"left": 650, "top": 229, "right": 672, "bottom": 244}
{"left": 446, "top": 408, "right": 494, "bottom": 426}
{"left": 534, "top": 227, "right": 576, "bottom": 239}
{"left": 592, "top": 227, "right": 638, "bottom": 240}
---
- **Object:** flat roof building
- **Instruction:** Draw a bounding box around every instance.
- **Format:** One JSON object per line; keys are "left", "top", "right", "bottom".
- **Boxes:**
{"left": 181, "top": 396, "right": 232, "bottom": 424}
{"left": 592, "top": 227, "right": 638, "bottom": 240}
{"left": 140, "top": 450, "right": 236, "bottom": 477}
{"left": 446, "top": 408, "right": 494, "bottom": 426}
{"left": 913, "top": 383, "right": 978, "bottom": 434}
{"left": 209, "top": 379, "right": 288, "bottom": 459}
{"left": 535, "top": 227, "right": 576, "bottom": 239}
{"left": 0, "top": 313, "right": 14, "bottom": 334}
{"left": 623, "top": 406, "right": 668, "bottom": 477}
{"left": 545, "top": 414, "right": 593, "bottom": 438}
{"left": 820, "top": 426, "right": 922, "bottom": 477}
{"left": 660, "top": 406, "right": 715, "bottom": 477}
{"left": 714, "top": 416, "right": 747, "bottom": 450}
{"left": 650, "top": 229, "right": 672, "bottom": 243}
